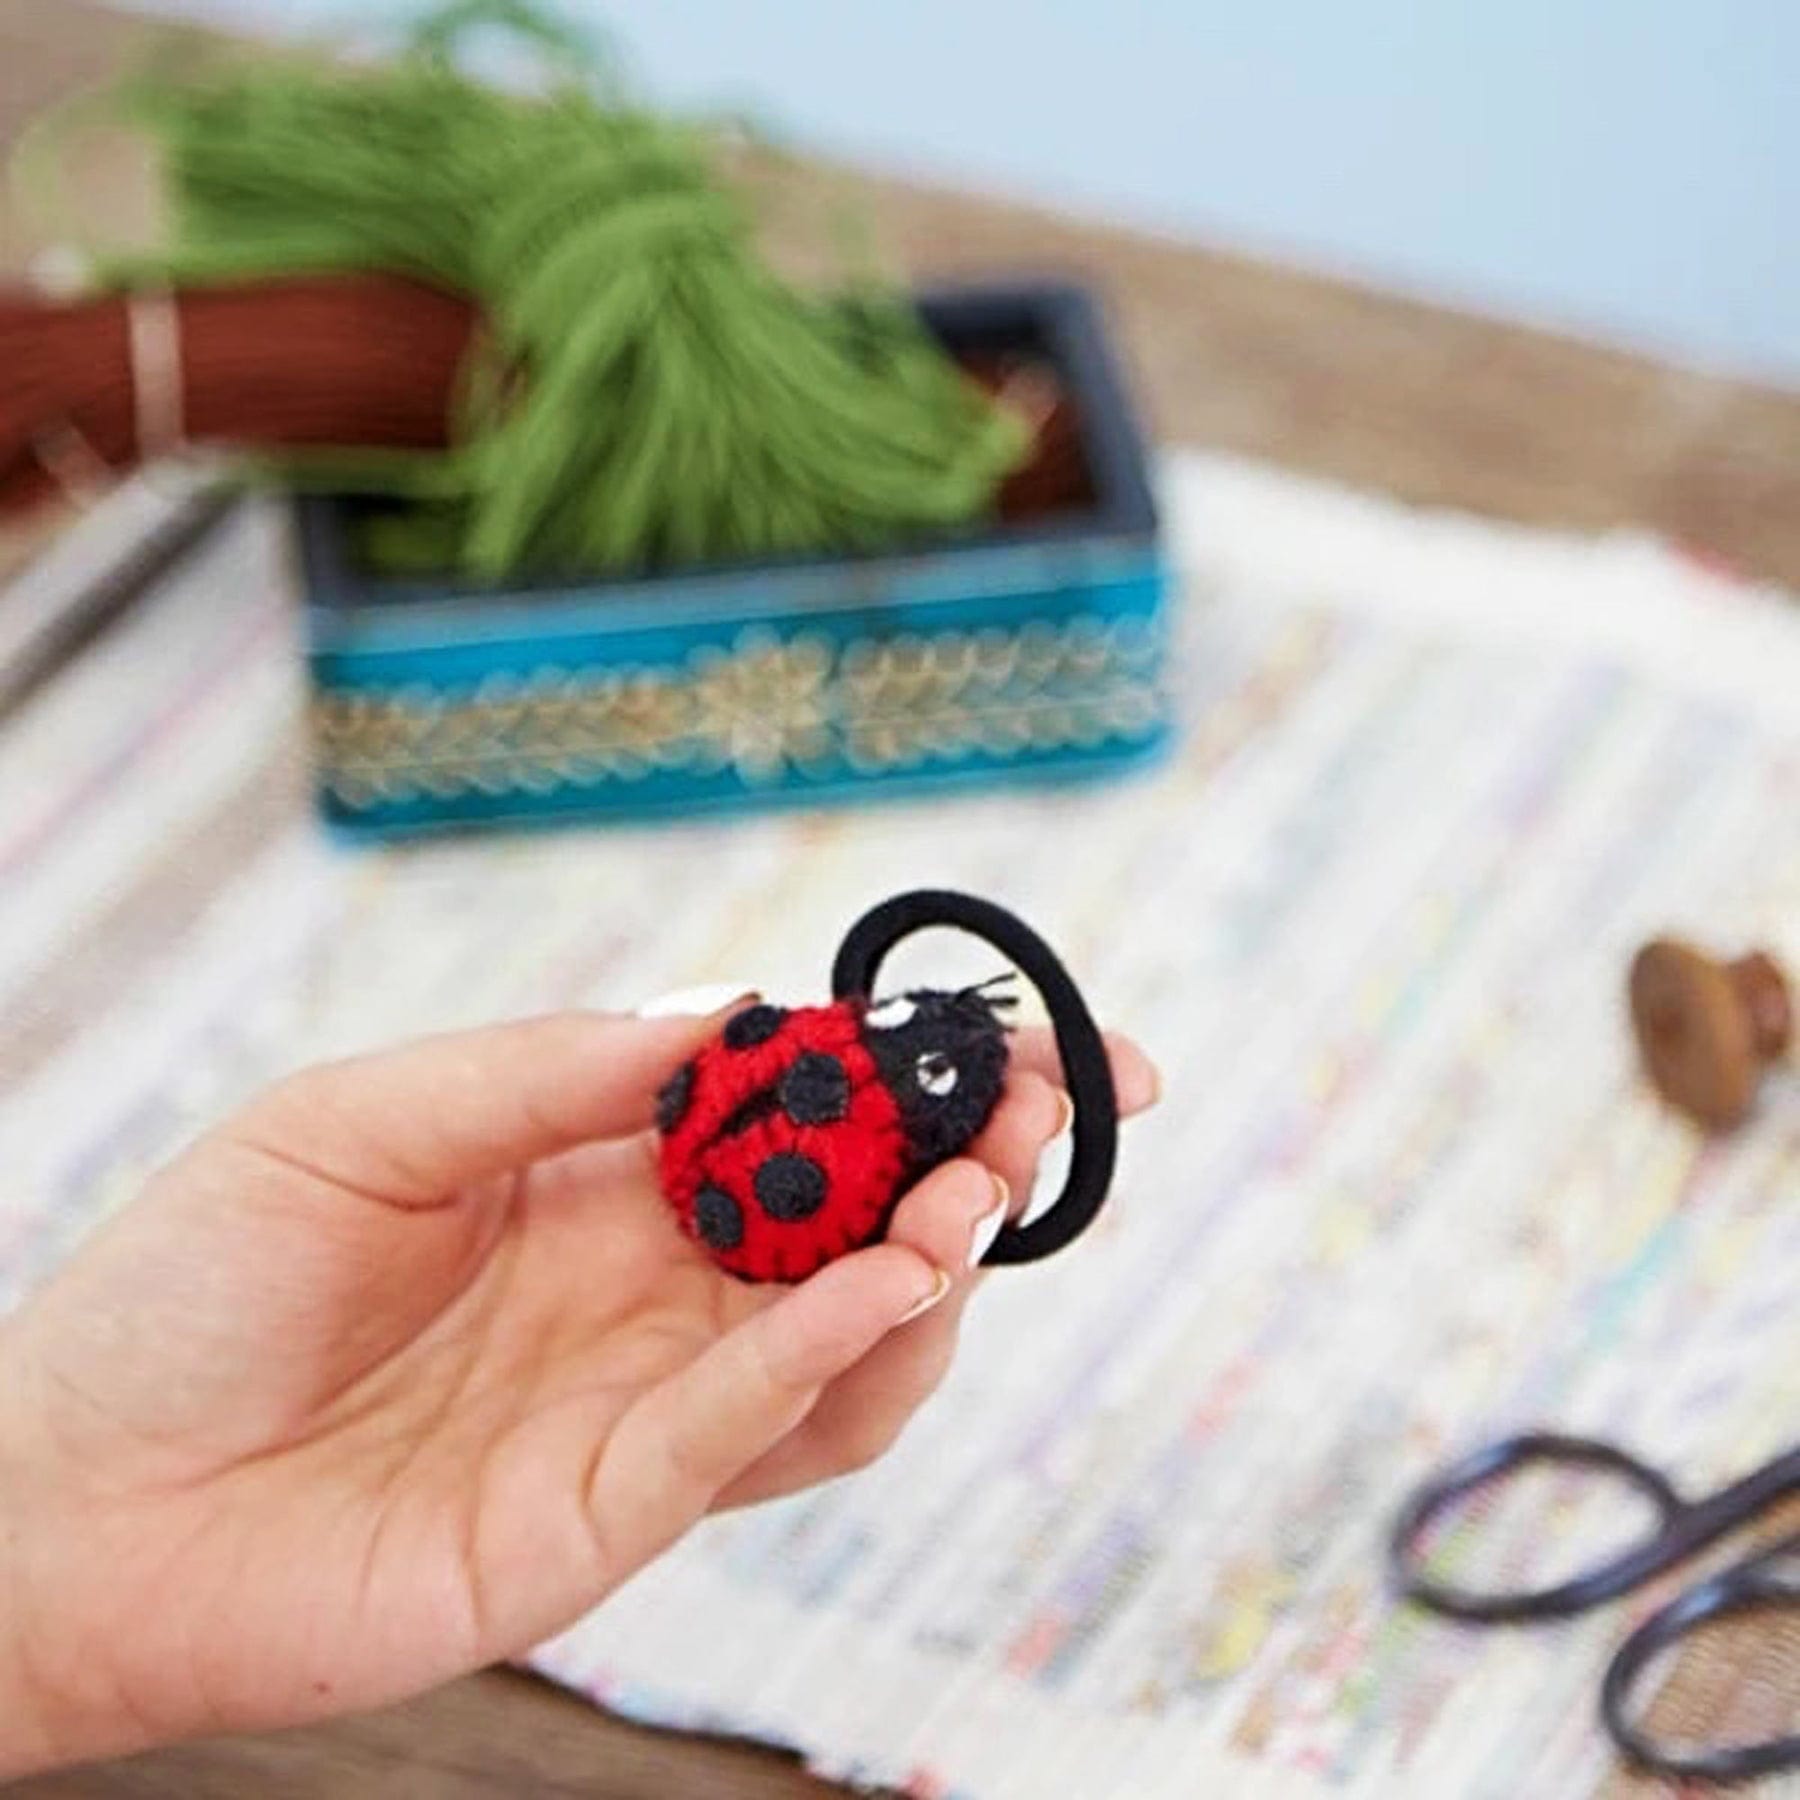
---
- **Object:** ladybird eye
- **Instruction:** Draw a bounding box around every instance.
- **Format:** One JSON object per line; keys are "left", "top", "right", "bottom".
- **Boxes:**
{"left": 915, "top": 1051, "right": 958, "bottom": 1097}
{"left": 866, "top": 995, "right": 918, "bottom": 1031}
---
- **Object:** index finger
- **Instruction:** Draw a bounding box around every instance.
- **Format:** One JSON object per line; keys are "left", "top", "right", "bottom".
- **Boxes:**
{"left": 227, "top": 1005, "right": 746, "bottom": 1207}
{"left": 1007, "top": 1026, "right": 1160, "bottom": 1116}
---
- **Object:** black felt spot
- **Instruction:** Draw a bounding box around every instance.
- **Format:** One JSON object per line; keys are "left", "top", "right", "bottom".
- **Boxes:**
{"left": 694, "top": 1184, "right": 745, "bottom": 1251}
{"left": 723, "top": 1003, "right": 787, "bottom": 1050}
{"left": 656, "top": 1062, "right": 694, "bottom": 1134}
{"left": 780, "top": 1051, "right": 850, "bottom": 1126}
{"left": 753, "top": 1151, "right": 828, "bottom": 1222}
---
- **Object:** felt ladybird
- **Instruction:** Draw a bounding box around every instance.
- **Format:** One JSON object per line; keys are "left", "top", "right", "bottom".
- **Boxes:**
{"left": 656, "top": 986, "right": 1013, "bottom": 1282}
{"left": 655, "top": 889, "right": 1120, "bottom": 1282}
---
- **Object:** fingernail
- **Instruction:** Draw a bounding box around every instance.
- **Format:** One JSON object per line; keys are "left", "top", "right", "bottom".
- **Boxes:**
{"left": 896, "top": 1267, "right": 952, "bottom": 1324}
{"left": 967, "top": 1191, "right": 1009, "bottom": 1269}
{"left": 1048, "top": 1088, "right": 1075, "bottom": 1143}
{"left": 636, "top": 984, "right": 760, "bottom": 1019}
{"left": 1147, "top": 1058, "right": 1164, "bottom": 1106}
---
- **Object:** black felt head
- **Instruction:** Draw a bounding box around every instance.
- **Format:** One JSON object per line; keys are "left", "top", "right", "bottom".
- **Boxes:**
{"left": 859, "top": 983, "right": 1011, "bottom": 1168}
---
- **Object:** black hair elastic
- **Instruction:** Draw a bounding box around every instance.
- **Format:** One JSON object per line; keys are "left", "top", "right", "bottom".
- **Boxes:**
{"left": 832, "top": 889, "right": 1119, "bottom": 1265}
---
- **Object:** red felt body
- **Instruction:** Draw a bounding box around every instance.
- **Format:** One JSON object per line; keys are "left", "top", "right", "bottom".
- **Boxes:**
{"left": 658, "top": 1001, "right": 909, "bottom": 1282}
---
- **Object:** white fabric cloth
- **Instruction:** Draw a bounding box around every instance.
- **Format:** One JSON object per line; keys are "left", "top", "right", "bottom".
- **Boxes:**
{"left": 4, "top": 455, "right": 1796, "bottom": 1796}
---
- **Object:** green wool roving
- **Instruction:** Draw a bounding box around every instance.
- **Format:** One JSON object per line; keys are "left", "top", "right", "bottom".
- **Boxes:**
{"left": 116, "top": 0, "right": 1028, "bottom": 577}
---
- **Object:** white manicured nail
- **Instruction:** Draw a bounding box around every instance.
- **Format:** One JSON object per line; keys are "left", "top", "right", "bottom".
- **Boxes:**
{"left": 636, "top": 984, "right": 760, "bottom": 1019}
{"left": 1048, "top": 1088, "right": 1075, "bottom": 1144}
{"left": 967, "top": 1196, "right": 1009, "bottom": 1269}
{"left": 897, "top": 1268, "right": 952, "bottom": 1324}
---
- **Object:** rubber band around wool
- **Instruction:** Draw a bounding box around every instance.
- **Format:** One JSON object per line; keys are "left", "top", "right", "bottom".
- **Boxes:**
{"left": 831, "top": 889, "right": 1118, "bottom": 1265}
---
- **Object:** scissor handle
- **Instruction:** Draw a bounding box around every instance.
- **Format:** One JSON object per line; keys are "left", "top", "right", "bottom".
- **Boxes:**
{"left": 1601, "top": 1529, "right": 1800, "bottom": 1784}
{"left": 1390, "top": 1432, "right": 1687, "bottom": 1622}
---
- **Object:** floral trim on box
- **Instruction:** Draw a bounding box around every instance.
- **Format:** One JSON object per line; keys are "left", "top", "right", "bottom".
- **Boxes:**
{"left": 313, "top": 615, "right": 1167, "bottom": 811}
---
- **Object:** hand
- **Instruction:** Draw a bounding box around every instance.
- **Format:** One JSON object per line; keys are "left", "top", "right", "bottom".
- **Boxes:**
{"left": 0, "top": 1000, "right": 1157, "bottom": 1774}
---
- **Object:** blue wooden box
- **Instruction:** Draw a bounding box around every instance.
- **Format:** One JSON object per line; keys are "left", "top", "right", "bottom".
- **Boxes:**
{"left": 297, "top": 283, "right": 1171, "bottom": 837}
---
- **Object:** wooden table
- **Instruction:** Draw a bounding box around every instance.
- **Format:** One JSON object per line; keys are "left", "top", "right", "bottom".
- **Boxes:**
{"left": 4, "top": 6, "right": 1796, "bottom": 1794}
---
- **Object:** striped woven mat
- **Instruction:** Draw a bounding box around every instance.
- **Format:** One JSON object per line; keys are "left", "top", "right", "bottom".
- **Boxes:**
{"left": 4, "top": 456, "right": 1797, "bottom": 1796}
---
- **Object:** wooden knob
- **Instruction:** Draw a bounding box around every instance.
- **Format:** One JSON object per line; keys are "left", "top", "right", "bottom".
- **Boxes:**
{"left": 1628, "top": 938, "right": 1792, "bottom": 1130}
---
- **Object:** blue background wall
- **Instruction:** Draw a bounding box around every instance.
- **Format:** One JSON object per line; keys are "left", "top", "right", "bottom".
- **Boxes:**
{"left": 121, "top": 1, "right": 1800, "bottom": 384}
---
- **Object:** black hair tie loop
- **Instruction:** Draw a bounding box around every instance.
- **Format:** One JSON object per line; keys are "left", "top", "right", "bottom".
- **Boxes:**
{"left": 832, "top": 889, "right": 1118, "bottom": 1265}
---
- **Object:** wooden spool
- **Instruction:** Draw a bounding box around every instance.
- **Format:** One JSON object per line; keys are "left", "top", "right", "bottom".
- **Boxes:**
{"left": 1628, "top": 938, "right": 1792, "bottom": 1130}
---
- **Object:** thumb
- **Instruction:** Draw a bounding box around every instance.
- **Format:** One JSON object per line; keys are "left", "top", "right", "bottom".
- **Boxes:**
{"left": 223, "top": 1001, "right": 752, "bottom": 1206}
{"left": 583, "top": 1246, "right": 948, "bottom": 1578}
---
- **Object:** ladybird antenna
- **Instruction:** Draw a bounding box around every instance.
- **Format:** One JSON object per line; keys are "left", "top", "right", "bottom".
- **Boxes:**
{"left": 962, "top": 970, "right": 1021, "bottom": 1022}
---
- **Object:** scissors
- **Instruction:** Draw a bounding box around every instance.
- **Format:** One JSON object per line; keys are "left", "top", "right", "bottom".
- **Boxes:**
{"left": 1390, "top": 1431, "right": 1800, "bottom": 1784}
